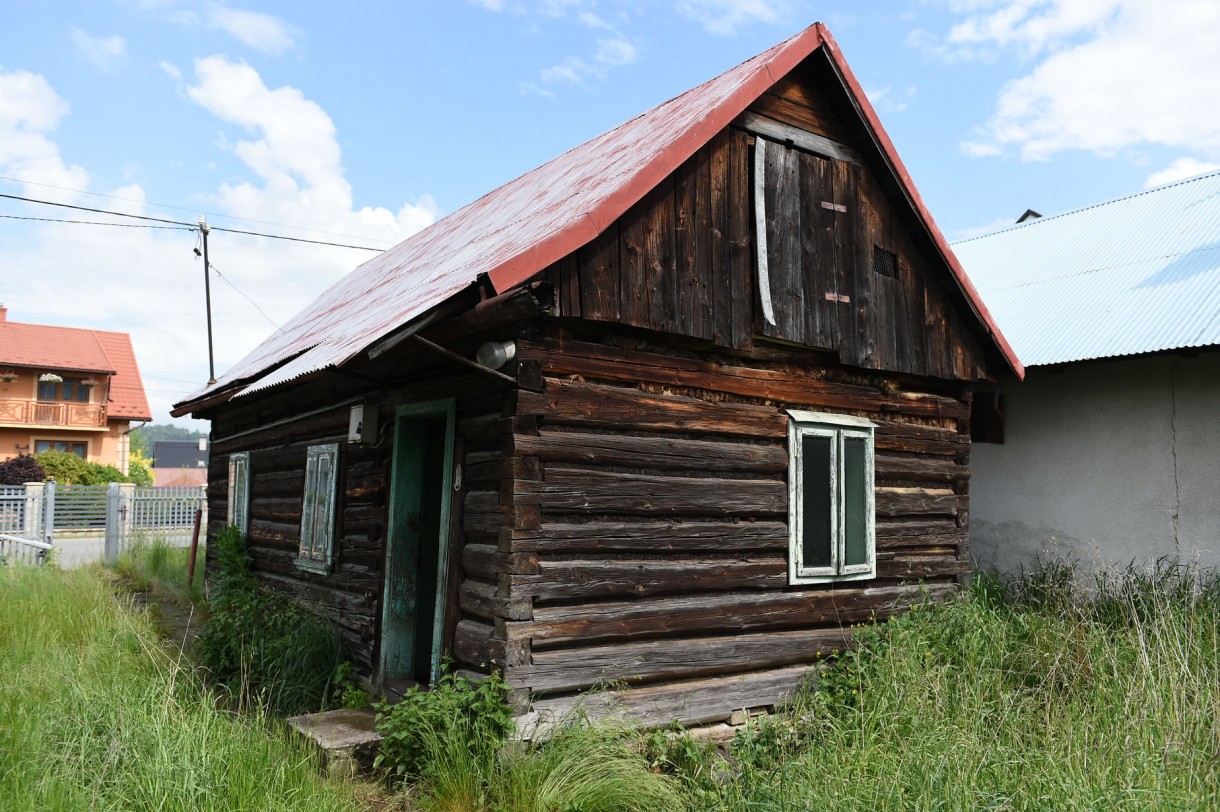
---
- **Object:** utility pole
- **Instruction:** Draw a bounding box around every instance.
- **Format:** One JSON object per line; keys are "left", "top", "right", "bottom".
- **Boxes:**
{"left": 199, "top": 216, "right": 216, "bottom": 384}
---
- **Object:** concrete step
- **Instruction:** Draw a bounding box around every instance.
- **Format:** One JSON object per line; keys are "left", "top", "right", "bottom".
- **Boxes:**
{"left": 287, "top": 708, "right": 381, "bottom": 778}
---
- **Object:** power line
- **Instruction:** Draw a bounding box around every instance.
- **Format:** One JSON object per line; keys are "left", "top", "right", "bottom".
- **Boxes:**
{"left": 0, "top": 193, "right": 386, "bottom": 251}
{"left": 206, "top": 259, "right": 286, "bottom": 334}
{"left": 0, "top": 213, "right": 192, "bottom": 230}
{"left": 0, "top": 174, "right": 398, "bottom": 246}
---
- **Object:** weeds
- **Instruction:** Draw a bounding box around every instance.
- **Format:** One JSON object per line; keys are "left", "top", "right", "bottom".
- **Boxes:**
{"left": 691, "top": 558, "right": 1220, "bottom": 810}
{"left": 113, "top": 535, "right": 207, "bottom": 608}
{"left": 194, "top": 526, "right": 346, "bottom": 716}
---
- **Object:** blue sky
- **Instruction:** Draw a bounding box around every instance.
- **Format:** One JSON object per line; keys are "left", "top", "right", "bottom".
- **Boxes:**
{"left": 2, "top": 1, "right": 1218, "bottom": 426}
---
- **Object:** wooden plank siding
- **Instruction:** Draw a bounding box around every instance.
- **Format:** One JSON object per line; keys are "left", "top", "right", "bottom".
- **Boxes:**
{"left": 538, "top": 75, "right": 990, "bottom": 383}
{"left": 498, "top": 332, "right": 972, "bottom": 723}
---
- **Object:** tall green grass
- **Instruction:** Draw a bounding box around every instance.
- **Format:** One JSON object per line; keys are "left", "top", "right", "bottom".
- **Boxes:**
{"left": 0, "top": 563, "right": 360, "bottom": 812}
{"left": 114, "top": 536, "right": 207, "bottom": 608}
{"left": 698, "top": 560, "right": 1220, "bottom": 810}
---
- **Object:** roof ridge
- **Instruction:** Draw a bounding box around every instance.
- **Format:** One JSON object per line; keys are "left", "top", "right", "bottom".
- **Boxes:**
{"left": 954, "top": 167, "right": 1220, "bottom": 246}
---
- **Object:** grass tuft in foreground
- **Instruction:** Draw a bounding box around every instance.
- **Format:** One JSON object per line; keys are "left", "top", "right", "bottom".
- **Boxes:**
{"left": 690, "top": 559, "right": 1220, "bottom": 811}
{"left": 113, "top": 535, "right": 208, "bottom": 608}
{"left": 0, "top": 562, "right": 359, "bottom": 812}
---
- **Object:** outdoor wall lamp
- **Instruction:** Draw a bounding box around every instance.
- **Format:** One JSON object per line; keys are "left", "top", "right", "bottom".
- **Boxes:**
{"left": 475, "top": 340, "right": 517, "bottom": 371}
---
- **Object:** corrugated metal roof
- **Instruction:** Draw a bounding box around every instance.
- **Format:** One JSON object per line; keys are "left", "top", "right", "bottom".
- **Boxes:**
{"left": 953, "top": 170, "right": 1220, "bottom": 367}
{"left": 174, "top": 22, "right": 1022, "bottom": 415}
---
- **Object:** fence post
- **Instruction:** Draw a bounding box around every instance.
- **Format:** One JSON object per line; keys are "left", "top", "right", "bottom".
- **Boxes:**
{"left": 104, "top": 482, "right": 120, "bottom": 561}
{"left": 119, "top": 482, "right": 136, "bottom": 545}
{"left": 22, "top": 481, "right": 43, "bottom": 539}
{"left": 40, "top": 481, "right": 55, "bottom": 549}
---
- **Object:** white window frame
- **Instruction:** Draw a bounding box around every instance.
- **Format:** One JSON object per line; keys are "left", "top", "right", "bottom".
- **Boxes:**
{"left": 295, "top": 443, "right": 339, "bottom": 574}
{"left": 227, "top": 452, "right": 250, "bottom": 535}
{"left": 787, "top": 410, "right": 876, "bottom": 584}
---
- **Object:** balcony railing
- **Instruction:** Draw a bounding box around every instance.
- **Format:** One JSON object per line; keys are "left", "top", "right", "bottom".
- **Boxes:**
{"left": 0, "top": 399, "right": 106, "bottom": 428}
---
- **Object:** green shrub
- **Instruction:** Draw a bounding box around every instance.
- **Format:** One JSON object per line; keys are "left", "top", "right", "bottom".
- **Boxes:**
{"left": 374, "top": 667, "right": 514, "bottom": 785}
{"left": 194, "top": 526, "right": 346, "bottom": 716}
{"left": 36, "top": 448, "right": 130, "bottom": 485}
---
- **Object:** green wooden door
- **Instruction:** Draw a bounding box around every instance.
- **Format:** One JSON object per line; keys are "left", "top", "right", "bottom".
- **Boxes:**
{"left": 380, "top": 400, "right": 455, "bottom": 686}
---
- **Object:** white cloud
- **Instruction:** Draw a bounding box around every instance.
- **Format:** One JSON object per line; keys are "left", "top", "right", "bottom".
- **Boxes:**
{"left": 70, "top": 29, "right": 127, "bottom": 69}
{"left": 0, "top": 70, "right": 88, "bottom": 200}
{"left": 866, "top": 85, "right": 916, "bottom": 113}
{"left": 594, "top": 37, "right": 638, "bottom": 67}
{"left": 207, "top": 5, "right": 298, "bottom": 54}
{"left": 0, "top": 62, "right": 438, "bottom": 424}
{"left": 157, "top": 60, "right": 182, "bottom": 81}
{"left": 1144, "top": 157, "right": 1220, "bottom": 189}
{"left": 945, "top": 1, "right": 1220, "bottom": 161}
{"left": 676, "top": 0, "right": 790, "bottom": 36}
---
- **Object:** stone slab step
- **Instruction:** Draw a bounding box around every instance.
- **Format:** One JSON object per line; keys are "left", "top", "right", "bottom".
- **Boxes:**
{"left": 287, "top": 708, "right": 381, "bottom": 778}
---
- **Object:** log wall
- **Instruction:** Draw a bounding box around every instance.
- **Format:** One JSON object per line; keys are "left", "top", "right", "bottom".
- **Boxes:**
{"left": 498, "top": 333, "right": 972, "bottom": 726}
{"left": 205, "top": 361, "right": 521, "bottom": 684}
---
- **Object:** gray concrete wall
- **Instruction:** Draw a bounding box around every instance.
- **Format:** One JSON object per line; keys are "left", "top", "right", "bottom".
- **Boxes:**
{"left": 971, "top": 352, "right": 1220, "bottom": 574}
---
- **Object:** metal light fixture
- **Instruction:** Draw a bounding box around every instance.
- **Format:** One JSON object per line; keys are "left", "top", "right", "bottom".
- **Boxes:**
{"left": 475, "top": 340, "right": 516, "bottom": 371}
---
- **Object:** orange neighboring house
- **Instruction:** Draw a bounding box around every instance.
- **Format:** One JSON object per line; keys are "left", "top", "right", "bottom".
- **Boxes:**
{"left": 0, "top": 305, "right": 152, "bottom": 473}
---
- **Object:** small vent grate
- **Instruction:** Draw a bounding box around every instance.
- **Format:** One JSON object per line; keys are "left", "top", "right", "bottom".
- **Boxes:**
{"left": 873, "top": 246, "right": 899, "bottom": 280}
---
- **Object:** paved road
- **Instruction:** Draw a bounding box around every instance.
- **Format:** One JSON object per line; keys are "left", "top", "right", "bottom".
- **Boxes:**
{"left": 51, "top": 535, "right": 105, "bottom": 568}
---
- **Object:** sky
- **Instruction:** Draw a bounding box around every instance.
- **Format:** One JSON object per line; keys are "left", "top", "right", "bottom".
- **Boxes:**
{"left": 2, "top": 1, "right": 1218, "bottom": 430}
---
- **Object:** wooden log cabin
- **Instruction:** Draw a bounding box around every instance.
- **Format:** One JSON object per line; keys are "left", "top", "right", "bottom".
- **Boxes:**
{"left": 173, "top": 23, "right": 1022, "bottom": 729}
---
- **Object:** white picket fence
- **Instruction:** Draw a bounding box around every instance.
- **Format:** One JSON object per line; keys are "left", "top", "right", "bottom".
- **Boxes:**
{"left": 0, "top": 482, "right": 207, "bottom": 566}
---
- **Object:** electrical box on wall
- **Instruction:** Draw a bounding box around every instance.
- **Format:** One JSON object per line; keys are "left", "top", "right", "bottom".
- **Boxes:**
{"left": 348, "top": 404, "right": 378, "bottom": 444}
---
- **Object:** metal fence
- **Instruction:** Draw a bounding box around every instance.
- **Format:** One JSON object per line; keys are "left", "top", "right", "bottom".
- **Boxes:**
{"left": 0, "top": 482, "right": 207, "bottom": 566}
{"left": 0, "top": 484, "right": 54, "bottom": 564}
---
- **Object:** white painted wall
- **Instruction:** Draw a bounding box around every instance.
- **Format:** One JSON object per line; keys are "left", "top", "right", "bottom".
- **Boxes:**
{"left": 971, "top": 352, "right": 1220, "bottom": 573}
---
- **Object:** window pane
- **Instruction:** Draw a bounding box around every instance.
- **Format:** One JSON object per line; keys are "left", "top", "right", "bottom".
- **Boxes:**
{"left": 38, "top": 382, "right": 56, "bottom": 400}
{"left": 843, "top": 436, "right": 868, "bottom": 567}
{"left": 801, "top": 434, "right": 833, "bottom": 569}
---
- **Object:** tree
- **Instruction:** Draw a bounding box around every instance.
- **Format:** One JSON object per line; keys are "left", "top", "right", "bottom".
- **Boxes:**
{"left": 127, "top": 449, "right": 154, "bottom": 487}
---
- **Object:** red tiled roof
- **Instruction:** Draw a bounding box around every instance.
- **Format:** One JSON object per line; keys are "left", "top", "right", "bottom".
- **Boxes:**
{"left": 0, "top": 315, "right": 152, "bottom": 422}
{"left": 175, "top": 22, "right": 1020, "bottom": 415}
{"left": 92, "top": 330, "right": 152, "bottom": 421}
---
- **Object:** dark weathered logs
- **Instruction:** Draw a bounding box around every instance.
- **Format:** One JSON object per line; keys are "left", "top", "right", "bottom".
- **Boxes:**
{"left": 512, "top": 431, "right": 786, "bottom": 475}
{"left": 512, "top": 627, "right": 852, "bottom": 693}
{"left": 511, "top": 558, "right": 788, "bottom": 601}
{"left": 522, "top": 663, "right": 814, "bottom": 731}
{"left": 517, "top": 582, "right": 950, "bottom": 647}
{"left": 516, "top": 378, "right": 787, "bottom": 438}
{"left": 506, "top": 521, "right": 788, "bottom": 554}
{"left": 527, "top": 468, "right": 786, "bottom": 518}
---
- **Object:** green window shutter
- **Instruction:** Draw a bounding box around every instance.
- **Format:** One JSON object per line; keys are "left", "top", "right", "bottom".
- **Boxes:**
{"left": 297, "top": 444, "right": 338, "bottom": 574}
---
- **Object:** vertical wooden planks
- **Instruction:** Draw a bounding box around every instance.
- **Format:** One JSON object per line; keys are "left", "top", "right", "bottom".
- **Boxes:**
{"left": 691, "top": 142, "right": 715, "bottom": 341}
{"left": 674, "top": 155, "right": 705, "bottom": 339}
{"left": 832, "top": 159, "right": 860, "bottom": 365}
{"left": 709, "top": 130, "right": 732, "bottom": 347}
{"left": 578, "top": 223, "right": 621, "bottom": 323}
{"left": 761, "top": 139, "right": 803, "bottom": 342}
{"left": 727, "top": 130, "right": 754, "bottom": 350}
{"left": 800, "top": 151, "right": 840, "bottom": 351}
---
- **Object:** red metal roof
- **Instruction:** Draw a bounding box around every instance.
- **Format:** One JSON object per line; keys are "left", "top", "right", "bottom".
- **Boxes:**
{"left": 175, "top": 22, "right": 1020, "bottom": 415}
{"left": 0, "top": 312, "right": 152, "bottom": 422}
